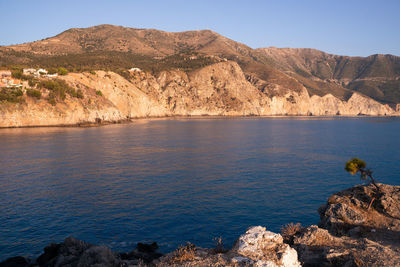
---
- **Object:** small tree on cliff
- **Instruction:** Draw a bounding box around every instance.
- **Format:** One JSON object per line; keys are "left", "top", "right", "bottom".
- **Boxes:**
{"left": 345, "top": 158, "right": 381, "bottom": 209}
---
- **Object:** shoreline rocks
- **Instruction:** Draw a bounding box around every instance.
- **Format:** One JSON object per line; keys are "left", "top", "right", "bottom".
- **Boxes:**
{"left": 1, "top": 183, "right": 399, "bottom": 266}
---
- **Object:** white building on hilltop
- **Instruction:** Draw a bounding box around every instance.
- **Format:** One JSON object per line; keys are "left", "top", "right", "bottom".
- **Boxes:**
{"left": 23, "top": 68, "right": 49, "bottom": 77}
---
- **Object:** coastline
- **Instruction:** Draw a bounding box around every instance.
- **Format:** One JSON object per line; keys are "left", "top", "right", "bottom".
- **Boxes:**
{"left": 2, "top": 183, "right": 399, "bottom": 266}
{"left": 1, "top": 114, "right": 399, "bottom": 129}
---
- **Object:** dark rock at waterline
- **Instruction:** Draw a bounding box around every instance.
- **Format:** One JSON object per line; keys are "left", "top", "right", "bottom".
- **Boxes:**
{"left": 0, "top": 256, "right": 30, "bottom": 267}
{"left": 137, "top": 242, "right": 158, "bottom": 253}
{"left": 35, "top": 237, "right": 162, "bottom": 266}
{"left": 119, "top": 242, "right": 162, "bottom": 264}
{"left": 36, "top": 243, "right": 61, "bottom": 266}
{"left": 35, "top": 237, "right": 118, "bottom": 267}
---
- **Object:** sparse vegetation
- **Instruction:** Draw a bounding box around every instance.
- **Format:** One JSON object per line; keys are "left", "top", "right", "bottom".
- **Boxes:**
{"left": 26, "top": 89, "right": 42, "bottom": 99}
{"left": 281, "top": 222, "right": 302, "bottom": 243}
{"left": 57, "top": 67, "right": 68, "bottom": 75}
{"left": 0, "top": 87, "right": 24, "bottom": 103}
{"left": 170, "top": 242, "right": 196, "bottom": 263}
{"left": 345, "top": 158, "right": 380, "bottom": 190}
{"left": 11, "top": 69, "right": 23, "bottom": 79}
{"left": 1, "top": 50, "right": 220, "bottom": 77}
{"left": 47, "top": 68, "right": 57, "bottom": 74}
{"left": 212, "top": 236, "right": 226, "bottom": 254}
{"left": 345, "top": 158, "right": 382, "bottom": 209}
{"left": 37, "top": 79, "right": 83, "bottom": 104}
{"left": 76, "top": 89, "right": 84, "bottom": 99}
{"left": 96, "top": 90, "right": 103, "bottom": 96}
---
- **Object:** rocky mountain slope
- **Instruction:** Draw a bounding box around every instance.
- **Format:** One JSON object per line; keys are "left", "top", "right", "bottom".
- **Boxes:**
{"left": 2, "top": 183, "right": 399, "bottom": 266}
{"left": 1, "top": 24, "right": 399, "bottom": 127}
{"left": 258, "top": 47, "right": 400, "bottom": 104}
{"left": 3, "top": 25, "right": 399, "bottom": 101}
{"left": 0, "top": 62, "right": 395, "bottom": 127}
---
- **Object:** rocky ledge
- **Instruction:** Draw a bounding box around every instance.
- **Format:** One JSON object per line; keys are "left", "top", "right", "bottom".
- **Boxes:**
{"left": 1, "top": 183, "right": 399, "bottom": 267}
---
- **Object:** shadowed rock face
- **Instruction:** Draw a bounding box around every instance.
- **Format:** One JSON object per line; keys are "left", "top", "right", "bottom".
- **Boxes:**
{"left": 0, "top": 237, "right": 163, "bottom": 267}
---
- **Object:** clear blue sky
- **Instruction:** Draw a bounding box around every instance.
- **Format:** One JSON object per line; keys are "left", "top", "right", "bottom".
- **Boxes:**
{"left": 1, "top": 0, "right": 399, "bottom": 56}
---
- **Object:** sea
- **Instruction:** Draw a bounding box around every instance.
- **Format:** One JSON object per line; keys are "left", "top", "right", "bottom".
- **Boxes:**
{"left": 1, "top": 117, "right": 400, "bottom": 260}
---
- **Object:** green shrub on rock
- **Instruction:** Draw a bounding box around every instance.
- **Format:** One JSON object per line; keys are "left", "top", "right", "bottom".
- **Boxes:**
{"left": 57, "top": 67, "right": 69, "bottom": 75}
{"left": 0, "top": 88, "right": 24, "bottom": 103}
{"left": 26, "top": 89, "right": 42, "bottom": 99}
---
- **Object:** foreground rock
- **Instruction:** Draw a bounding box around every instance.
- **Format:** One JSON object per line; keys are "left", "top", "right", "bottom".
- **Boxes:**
{"left": 155, "top": 226, "right": 300, "bottom": 266}
{"left": 293, "top": 183, "right": 400, "bottom": 266}
{"left": 0, "top": 237, "right": 162, "bottom": 267}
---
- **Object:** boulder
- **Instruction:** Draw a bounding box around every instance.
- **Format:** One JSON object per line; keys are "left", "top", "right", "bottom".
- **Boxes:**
{"left": 0, "top": 256, "right": 30, "bottom": 267}
{"left": 36, "top": 237, "right": 121, "bottom": 267}
{"left": 119, "top": 242, "right": 162, "bottom": 264}
{"left": 233, "top": 226, "right": 301, "bottom": 267}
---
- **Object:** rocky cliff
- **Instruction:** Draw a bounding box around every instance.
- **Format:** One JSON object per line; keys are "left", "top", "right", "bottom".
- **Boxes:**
{"left": 0, "top": 61, "right": 396, "bottom": 127}
{"left": 2, "top": 24, "right": 400, "bottom": 108}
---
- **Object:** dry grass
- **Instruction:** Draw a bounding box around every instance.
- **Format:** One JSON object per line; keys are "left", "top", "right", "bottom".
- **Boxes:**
{"left": 213, "top": 236, "right": 226, "bottom": 254}
{"left": 170, "top": 242, "right": 196, "bottom": 263}
{"left": 281, "top": 223, "right": 302, "bottom": 241}
{"left": 352, "top": 252, "right": 366, "bottom": 267}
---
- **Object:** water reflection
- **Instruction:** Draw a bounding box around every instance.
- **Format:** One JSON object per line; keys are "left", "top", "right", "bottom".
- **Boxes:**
{"left": 1, "top": 117, "right": 400, "bottom": 260}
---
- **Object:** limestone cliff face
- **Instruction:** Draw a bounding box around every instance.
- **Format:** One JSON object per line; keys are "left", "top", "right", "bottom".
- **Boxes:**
{"left": 0, "top": 95, "right": 123, "bottom": 127}
{"left": 0, "top": 61, "right": 396, "bottom": 127}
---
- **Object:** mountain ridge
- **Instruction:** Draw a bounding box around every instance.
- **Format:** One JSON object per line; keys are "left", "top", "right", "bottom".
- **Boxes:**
{"left": 1, "top": 24, "right": 400, "bottom": 105}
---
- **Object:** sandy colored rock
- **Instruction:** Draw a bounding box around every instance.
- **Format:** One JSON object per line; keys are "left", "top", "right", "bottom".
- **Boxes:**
{"left": 294, "top": 184, "right": 400, "bottom": 266}
{"left": 0, "top": 61, "right": 396, "bottom": 128}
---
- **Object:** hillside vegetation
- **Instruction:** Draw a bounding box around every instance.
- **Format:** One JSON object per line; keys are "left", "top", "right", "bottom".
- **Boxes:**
{"left": 1, "top": 24, "right": 399, "bottom": 104}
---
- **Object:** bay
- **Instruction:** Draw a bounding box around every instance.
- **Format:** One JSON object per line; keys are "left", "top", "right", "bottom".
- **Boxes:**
{"left": 1, "top": 117, "right": 399, "bottom": 260}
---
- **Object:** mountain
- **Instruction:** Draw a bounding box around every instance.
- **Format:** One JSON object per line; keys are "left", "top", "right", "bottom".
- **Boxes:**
{"left": 2, "top": 24, "right": 399, "bottom": 105}
{"left": 4, "top": 24, "right": 307, "bottom": 97}
{"left": 0, "top": 25, "right": 399, "bottom": 127}
{"left": 257, "top": 47, "right": 400, "bottom": 104}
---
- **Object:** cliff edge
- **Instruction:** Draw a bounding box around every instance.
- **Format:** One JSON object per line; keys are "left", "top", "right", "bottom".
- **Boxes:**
{"left": 0, "top": 62, "right": 396, "bottom": 128}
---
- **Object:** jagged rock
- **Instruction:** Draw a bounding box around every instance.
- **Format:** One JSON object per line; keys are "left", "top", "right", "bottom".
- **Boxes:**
{"left": 0, "top": 256, "right": 30, "bottom": 267}
{"left": 119, "top": 242, "right": 162, "bottom": 264}
{"left": 77, "top": 246, "right": 119, "bottom": 267}
{"left": 295, "top": 184, "right": 400, "bottom": 266}
{"left": 232, "top": 226, "right": 301, "bottom": 267}
{"left": 36, "top": 237, "right": 121, "bottom": 267}
{"left": 154, "top": 226, "right": 300, "bottom": 266}
{"left": 137, "top": 242, "right": 158, "bottom": 253}
{"left": 375, "top": 184, "right": 400, "bottom": 218}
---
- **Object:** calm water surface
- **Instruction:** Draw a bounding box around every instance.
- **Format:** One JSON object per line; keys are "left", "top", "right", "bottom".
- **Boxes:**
{"left": 1, "top": 117, "right": 400, "bottom": 260}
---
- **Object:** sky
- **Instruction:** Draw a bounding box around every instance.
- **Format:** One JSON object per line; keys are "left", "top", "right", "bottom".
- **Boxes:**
{"left": 0, "top": 0, "right": 399, "bottom": 57}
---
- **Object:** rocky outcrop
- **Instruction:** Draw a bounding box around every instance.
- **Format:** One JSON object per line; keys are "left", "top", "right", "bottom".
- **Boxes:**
{"left": 154, "top": 226, "right": 301, "bottom": 266}
{"left": 232, "top": 226, "right": 300, "bottom": 267}
{"left": 0, "top": 61, "right": 397, "bottom": 127}
{"left": 0, "top": 237, "right": 163, "bottom": 267}
{"left": 293, "top": 184, "right": 400, "bottom": 266}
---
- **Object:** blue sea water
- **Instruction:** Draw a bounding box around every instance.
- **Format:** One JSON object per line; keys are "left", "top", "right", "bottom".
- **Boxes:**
{"left": 0, "top": 117, "right": 400, "bottom": 260}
